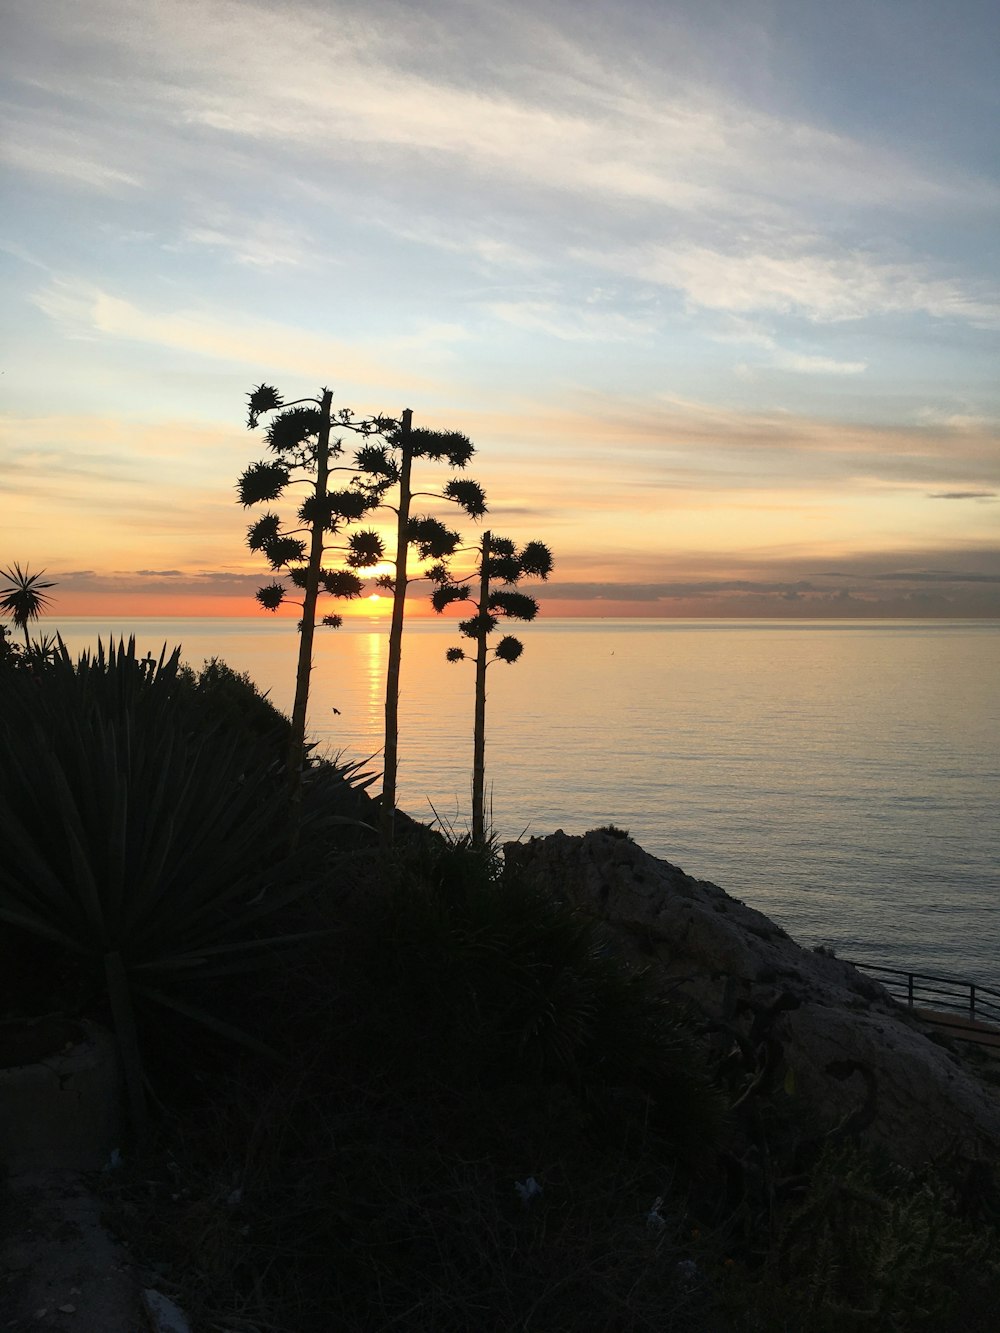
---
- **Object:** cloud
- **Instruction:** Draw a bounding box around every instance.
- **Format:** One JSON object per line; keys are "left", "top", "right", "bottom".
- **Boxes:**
{"left": 488, "top": 301, "right": 656, "bottom": 342}
{"left": 772, "top": 352, "right": 867, "bottom": 376}
{"left": 927, "top": 491, "right": 996, "bottom": 501}
{"left": 10, "top": 1, "right": 995, "bottom": 243}
{"left": 30, "top": 277, "right": 437, "bottom": 390}
{"left": 532, "top": 573, "right": 1000, "bottom": 617}
{"left": 585, "top": 243, "right": 1000, "bottom": 326}
{"left": 0, "top": 114, "right": 143, "bottom": 192}
{"left": 54, "top": 568, "right": 264, "bottom": 595}
{"left": 538, "top": 579, "right": 822, "bottom": 601}
{"left": 176, "top": 221, "right": 309, "bottom": 270}
{"left": 859, "top": 569, "right": 1000, "bottom": 585}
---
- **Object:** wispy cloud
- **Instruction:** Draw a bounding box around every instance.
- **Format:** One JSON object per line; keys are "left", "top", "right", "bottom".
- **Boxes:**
{"left": 488, "top": 301, "right": 656, "bottom": 342}
{"left": 772, "top": 352, "right": 867, "bottom": 376}
{"left": 586, "top": 244, "right": 1000, "bottom": 326}
{"left": 0, "top": 112, "right": 143, "bottom": 192}
{"left": 928, "top": 491, "right": 996, "bottom": 501}
{"left": 30, "top": 277, "right": 438, "bottom": 390}
{"left": 175, "top": 217, "right": 315, "bottom": 270}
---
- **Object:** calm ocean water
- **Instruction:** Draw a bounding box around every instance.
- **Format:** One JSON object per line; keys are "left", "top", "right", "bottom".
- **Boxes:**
{"left": 52, "top": 617, "right": 1000, "bottom": 990}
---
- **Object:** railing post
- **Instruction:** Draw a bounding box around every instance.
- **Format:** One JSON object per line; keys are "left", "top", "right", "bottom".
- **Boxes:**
{"left": 907, "top": 973, "right": 914, "bottom": 1008}
{"left": 969, "top": 984, "right": 976, "bottom": 1023}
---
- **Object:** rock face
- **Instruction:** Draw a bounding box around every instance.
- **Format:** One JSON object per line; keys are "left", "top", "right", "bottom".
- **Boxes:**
{"left": 504, "top": 829, "right": 1000, "bottom": 1166}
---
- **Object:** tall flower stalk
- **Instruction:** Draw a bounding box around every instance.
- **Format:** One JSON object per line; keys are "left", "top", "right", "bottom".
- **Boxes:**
{"left": 238, "top": 385, "right": 390, "bottom": 801}
{"left": 239, "top": 383, "right": 488, "bottom": 846}
{"left": 433, "top": 532, "right": 552, "bottom": 845}
{"left": 352, "top": 417, "right": 487, "bottom": 847}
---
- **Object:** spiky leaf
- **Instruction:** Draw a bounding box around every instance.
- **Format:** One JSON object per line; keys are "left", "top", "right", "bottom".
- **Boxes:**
{"left": 246, "top": 383, "right": 283, "bottom": 428}
{"left": 409, "top": 428, "right": 475, "bottom": 467}
{"left": 431, "top": 585, "right": 471, "bottom": 613}
{"left": 494, "top": 635, "right": 524, "bottom": 663}
{"left": 459, "top": 612, "right": 498, "bottom": 640}
{"left": 0, "top": 564, "right": 57, "bottom": 632}
{"left": 298, "top": 494, "right": 337, "bottom": 529}
{"left": 408, "top": 516, "right": 460, "bottom": 560}
{"left": 265, "top": 406, "right": 323, "bottom": 455}
{"left": 443, "top": 478, "right": 487, "bottom": 517}
{"left": 328, "top": 489, "right": 374, "bottom": 522}
{"left": 237, "top": 461, "right": 290, "bottom": 507}
{"left": 487, "top": 553, "right": 521, "bottom": 584}
{"left": 246, "top": 513, "right": 282, "bottom": 551}
{"left": 321, "top": 569, "right": 364, "bottom": 598}
{"left": 347, "top": 530, "right": 385, "bottom": 568}
{"left": 355, "top": 443, "right": 397, "bottom": 479}
{"left": 490, "top": 537, "right": 516, "bottom": 558}
{"left": 519, "top": 541, "right": 554, "bottom": 578}
{"left": 446, "top": 647, "right": 466, "bottom": 662}
{"left": 263, "top": 536, "right": 307, "bottom": 570}
{"left": 256, "top": 584, "right": 286, "bottom": 611}
{"left": 321, "top": 614, "right": 344, "bottom": 628}
{"left": 489, "top": 590, "right": 538, "bottom": 621}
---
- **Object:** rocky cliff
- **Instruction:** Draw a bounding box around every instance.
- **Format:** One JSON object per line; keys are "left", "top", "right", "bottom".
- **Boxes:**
{"left": 504, "top": 829, "right": 1000, "bottom": 1167}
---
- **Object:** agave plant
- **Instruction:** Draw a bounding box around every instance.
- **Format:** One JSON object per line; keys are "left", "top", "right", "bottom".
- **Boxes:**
{"left": 0, "top": 637, "right": 330, "bottom": 1137}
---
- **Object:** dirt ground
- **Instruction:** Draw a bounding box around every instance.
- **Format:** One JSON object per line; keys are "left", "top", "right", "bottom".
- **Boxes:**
{"left": 0, "top": 1169, "right": 141, "bottom": 1332}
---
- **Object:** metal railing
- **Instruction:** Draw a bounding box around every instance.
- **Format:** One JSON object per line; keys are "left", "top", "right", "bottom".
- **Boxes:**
{"left": 848, "top": 960, "right": 1000, "bottom": 1050}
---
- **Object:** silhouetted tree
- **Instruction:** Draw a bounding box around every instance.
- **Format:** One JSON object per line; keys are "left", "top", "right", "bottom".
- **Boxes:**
{"left": 352, "top": 416, "right": 487, "bottom": 847}
{"left": 0, "top": 564, "right": 57, "bottom": 648}
{"left": 432, "top": 531, "right": 552, "bottom": 845}
{"left": 238, "top": 385, "right": 391, "bottom": 793}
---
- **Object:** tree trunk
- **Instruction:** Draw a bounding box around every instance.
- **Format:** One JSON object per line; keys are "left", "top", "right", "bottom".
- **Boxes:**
{"left": 472, "top": 531, "right": 491, "bottom": 847}
{"left": 287, "top": 389, "right": 333, "bottom": 818}
{"left": 380, "top": 408, "right": 413, "bottom": 849}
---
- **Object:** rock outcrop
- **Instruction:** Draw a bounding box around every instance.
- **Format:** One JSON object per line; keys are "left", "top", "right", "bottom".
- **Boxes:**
{"left": 504, "top": 829, "right": 1000, "bottom": 1166}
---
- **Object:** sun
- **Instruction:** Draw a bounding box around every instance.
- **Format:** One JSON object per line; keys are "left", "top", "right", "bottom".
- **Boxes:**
{"left": 368, "top": 593, "right": 381, "bottom": 602}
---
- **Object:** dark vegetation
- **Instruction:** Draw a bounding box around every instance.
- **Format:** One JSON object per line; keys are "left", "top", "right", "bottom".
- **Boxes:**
{"left": 2, "top": 638, "right": 998, "bottom": 1331}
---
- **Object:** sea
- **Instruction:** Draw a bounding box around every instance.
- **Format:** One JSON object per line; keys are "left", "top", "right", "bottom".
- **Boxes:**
{"left": 50, "top": 617, "right": 1000, "bottom": 991}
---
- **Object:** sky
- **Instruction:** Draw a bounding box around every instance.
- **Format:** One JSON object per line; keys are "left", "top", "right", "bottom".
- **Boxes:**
{"left": 2, "top": 0, "right": 999, "bottom": 619}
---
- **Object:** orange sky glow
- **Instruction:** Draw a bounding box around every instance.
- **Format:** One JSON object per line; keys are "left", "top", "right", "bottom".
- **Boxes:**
{"left": 2, "top": 0, "right": 998, "bottom": 622}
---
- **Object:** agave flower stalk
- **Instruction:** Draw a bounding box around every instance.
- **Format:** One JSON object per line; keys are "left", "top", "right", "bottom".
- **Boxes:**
{"left": 241, "top": 384, "right": 485, "bottom": 848}
{"left": 291, "top": 387, "right": 333, "bottom": 784}
{"left": 433, "top": 531, "right": 552, "bottom": 845}
{"left": 351, "top": 416, "right": 486, "bottom": 848}
{"left": 238, "top": 385, "right": 388, "bottom": 805}
{"left": 471, "top": 531, "right": 492, "bottom": 846}
{"left": 381, "top": 409, "right": 413, "bottom": 850}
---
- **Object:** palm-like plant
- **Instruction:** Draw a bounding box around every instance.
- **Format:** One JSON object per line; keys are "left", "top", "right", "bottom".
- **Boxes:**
{"left": 0, "top": 564, "right": 57, "bottom": 647}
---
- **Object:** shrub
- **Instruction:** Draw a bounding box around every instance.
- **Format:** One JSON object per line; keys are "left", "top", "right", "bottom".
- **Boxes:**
{"left": 0, "top": 638, "right": 317, "bottom": 1134}
{"left": 180, "top": 656, "right": 291, "bottom": 752}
